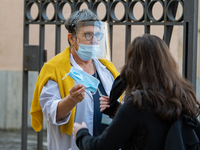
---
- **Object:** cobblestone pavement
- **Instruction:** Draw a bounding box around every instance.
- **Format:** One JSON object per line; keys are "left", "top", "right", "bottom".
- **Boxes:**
{"left": 0, "top": 129, "right": 47, "bottom": 150}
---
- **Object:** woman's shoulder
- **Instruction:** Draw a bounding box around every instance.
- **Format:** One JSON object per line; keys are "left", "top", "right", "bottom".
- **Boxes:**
{"left": 124, "top": 90, "right": 144, "bottom": 104}
{"left": 122, "top": 90, "right": 153, "bottom": 113}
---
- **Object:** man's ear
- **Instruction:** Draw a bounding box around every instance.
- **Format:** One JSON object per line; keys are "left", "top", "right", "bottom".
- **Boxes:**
{"left": 68, "top": 33, "right": 74, "bottom": 45}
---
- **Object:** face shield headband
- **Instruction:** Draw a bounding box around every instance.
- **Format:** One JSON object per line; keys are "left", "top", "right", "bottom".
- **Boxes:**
{"left": 67, "top": 21, "right": 111, "bottom": 61}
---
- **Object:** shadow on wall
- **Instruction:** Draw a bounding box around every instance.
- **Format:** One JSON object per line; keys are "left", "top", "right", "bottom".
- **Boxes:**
{"left": 0, "top": 70, "right": 47, "bottom": 130}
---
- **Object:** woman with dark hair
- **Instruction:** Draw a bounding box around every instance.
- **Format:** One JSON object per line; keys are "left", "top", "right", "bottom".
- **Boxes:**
{"left": 73, "top": 34, "right": 200, "bottom": 150}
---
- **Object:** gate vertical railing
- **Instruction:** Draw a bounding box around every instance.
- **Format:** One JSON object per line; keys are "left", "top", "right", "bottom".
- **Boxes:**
{"left": 22, "top": 0, "right": 198, "bottom": 149}
{"left": 22, "top": 1, "right": 29, "bottom": 149}
{"left": 183, "top": 0, "right": 198, "bottom": 90}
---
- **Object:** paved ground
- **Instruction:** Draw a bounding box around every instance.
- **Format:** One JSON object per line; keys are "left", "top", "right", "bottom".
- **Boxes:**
{"left": 0, "top": 129, "right": 47, "bottom": 150}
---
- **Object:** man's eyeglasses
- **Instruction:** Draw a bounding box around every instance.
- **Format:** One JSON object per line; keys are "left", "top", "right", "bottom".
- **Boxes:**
{"left": 77, "top": 32, "right": 104, "bottom": 41}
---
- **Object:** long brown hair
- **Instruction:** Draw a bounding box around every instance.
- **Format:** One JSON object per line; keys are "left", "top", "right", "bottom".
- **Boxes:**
{"left": 121, "top": 34, "right": 200, "bottom": 121}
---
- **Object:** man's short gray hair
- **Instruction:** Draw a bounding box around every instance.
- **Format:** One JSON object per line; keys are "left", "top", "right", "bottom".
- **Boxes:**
{"left": 64, "top": 9, "right": 100, "bottom": 35}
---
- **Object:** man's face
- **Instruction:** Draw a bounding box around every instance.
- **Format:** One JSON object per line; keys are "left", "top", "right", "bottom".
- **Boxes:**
{"left": 76, "top": 25, "right": 101, "bottom": 45}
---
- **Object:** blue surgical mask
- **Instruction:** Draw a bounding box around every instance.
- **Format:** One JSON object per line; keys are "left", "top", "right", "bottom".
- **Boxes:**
{"left": 75, "top": 44, "right": 101, "bottom": 61}
{"left": 62, "top": 66, "right": 100, "bottom": 93}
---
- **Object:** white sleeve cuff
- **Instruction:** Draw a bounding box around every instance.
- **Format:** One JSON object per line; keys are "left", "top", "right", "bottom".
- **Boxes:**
{"left": 50, "top": 99, "right": 72, "bottom": 125}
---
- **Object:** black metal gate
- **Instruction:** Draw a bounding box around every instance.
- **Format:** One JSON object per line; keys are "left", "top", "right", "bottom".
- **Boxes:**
{"left": 22, "top": 0, "right": 198, "bottom": 149}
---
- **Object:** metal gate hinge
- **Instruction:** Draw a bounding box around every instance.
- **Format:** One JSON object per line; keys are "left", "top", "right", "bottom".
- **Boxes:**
{"left": 23, "top": 45, "right": 47, "bottom": 71}
{"left": 44, "top": 50, "right": 47, "bottom": 62}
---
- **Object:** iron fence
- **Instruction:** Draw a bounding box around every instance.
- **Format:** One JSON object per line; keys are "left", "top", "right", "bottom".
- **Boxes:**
{"left": 22, "top": 0, "right": 198, "bottom": 149}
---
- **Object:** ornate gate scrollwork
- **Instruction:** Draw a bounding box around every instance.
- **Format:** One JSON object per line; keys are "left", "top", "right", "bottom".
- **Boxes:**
{"left": 22, "top": 0, "right": 198, "bottom": 149}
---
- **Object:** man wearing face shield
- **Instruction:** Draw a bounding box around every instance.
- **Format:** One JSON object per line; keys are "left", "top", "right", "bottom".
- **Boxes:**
{"left": 30, "top": 9, "right": 121, "bottom": 150}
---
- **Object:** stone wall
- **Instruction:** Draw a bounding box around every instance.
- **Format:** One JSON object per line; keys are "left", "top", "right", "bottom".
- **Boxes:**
{"left": 0, "top": 71, "right": 47, "bottom": 130}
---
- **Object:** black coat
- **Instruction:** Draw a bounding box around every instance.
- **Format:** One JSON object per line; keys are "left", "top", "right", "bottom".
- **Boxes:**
{"left": 76, "top": 76, "right": 200, "bottom": 150}
{"left": 164, "top": 115, "right": 200, "bottom": 150}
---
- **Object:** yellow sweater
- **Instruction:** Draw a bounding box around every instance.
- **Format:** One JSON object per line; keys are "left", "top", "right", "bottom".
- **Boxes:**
{"left": 31, "top": 47, "right": 120, "bottom": 135}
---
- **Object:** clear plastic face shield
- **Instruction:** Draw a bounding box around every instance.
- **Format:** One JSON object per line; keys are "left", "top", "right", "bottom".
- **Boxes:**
{"left": 75, "top": 21, "right": 111, "bottom": 61}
